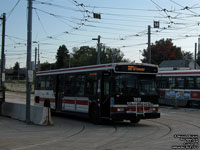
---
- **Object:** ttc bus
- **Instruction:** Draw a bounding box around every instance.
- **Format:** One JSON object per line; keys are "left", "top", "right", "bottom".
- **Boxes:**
{"left": 35, "top": 63, "right": 160, "bottom": 124}
{"left": 157, "top": 70, "right": 200, "bottom": 107}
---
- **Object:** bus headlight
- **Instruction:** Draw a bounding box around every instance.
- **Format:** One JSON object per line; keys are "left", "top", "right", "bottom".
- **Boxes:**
{"left": 152, "top": 107, "right": 158, "bottom": 112}
{"left": 117, "top": 108, "right": 125, "bottom": 112}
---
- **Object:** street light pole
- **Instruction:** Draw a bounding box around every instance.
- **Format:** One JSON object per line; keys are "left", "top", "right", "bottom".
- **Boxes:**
{"left": 92, "top": 35, "right": 101, "bottom": 64}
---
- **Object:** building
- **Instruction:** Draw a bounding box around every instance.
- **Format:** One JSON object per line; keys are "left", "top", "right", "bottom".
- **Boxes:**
{"left": 159, "top": 60, "right": 200, "bottom": 71}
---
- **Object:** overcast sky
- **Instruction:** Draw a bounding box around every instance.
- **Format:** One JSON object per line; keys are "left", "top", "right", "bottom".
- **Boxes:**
{"left": 1, "top": 0, "right": 200, "bottom": 68}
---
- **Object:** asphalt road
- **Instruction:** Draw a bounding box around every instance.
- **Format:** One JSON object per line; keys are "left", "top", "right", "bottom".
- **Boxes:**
{"left": 0, "top": 92, "right": 199, "bottom": 150}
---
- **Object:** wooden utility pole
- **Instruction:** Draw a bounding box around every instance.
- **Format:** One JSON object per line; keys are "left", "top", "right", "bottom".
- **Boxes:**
{"left": 0, "top": 13, "right": 6, "bottom": 104}
{"left": 26, "top": 0, "right": 33, "bottom": 124}
{"left": 148, "top": 25, "right": 151, "bottom": 64}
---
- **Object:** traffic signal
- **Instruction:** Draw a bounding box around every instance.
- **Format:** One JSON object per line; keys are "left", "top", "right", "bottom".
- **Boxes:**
{"left": 93, "top": 13, "right": 101, "bottom": 19}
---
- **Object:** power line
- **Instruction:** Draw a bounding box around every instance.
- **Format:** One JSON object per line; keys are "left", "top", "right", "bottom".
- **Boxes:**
{"left": 34, "top": 9, "right": 48, "bottom": 36}
{"left": 7, "top": 0, "right": 21, "bottom": 19}
{"left": 84, "top": 5, "right": 159, "bottom": 12}
{"left": 33, "top": 0, "right": 81, "bottom": 12}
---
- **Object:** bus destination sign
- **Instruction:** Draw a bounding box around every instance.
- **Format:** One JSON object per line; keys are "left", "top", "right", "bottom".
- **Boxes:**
{"left": 115, "top": 65, "right": 157, "bottom": 73}
{"left": 128, "top": 66, "right": 145, "bottom": 72}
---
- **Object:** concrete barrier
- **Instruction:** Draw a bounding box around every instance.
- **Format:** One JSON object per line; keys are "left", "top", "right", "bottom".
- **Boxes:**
{"left": 1, "top": 102, "right": 53, "bottom": 125}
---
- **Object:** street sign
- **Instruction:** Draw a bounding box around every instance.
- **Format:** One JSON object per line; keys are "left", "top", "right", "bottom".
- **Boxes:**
{"left": 154, "top": 21, "right": 160, "bottom": 28}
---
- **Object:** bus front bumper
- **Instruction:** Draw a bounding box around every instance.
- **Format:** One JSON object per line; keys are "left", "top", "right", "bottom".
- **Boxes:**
{"left": 110, "top": 112, "right": 160, "bottom": 121}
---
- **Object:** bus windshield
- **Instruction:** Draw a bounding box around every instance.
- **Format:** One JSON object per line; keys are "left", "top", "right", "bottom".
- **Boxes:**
{"left": 112, "top": 74, "right": 157, "bottom": 96}
{"left": 138, "top": 76, "right": 157, "bottom": 95}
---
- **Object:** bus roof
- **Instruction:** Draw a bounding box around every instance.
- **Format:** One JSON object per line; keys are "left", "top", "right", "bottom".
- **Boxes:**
{"left": 36, "top": 62, "right": 157, "bottom": 76}
{"left": 158, "top": 69, "right": 200, "bottom": 76}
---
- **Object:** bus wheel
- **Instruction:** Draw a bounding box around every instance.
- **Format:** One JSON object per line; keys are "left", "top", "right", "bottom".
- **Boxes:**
{"left": 130, "top": 118, "right": 140, "bottom": 124}
{"left": 90, "top": 105, "right": 101, "bottom": 124}
{"left": 186, "top": 101, "right": 192, "bottom": 108}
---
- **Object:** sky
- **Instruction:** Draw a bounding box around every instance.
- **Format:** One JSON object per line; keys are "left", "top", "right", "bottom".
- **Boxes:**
{"left": 1, "top": 0, "right": 200, "bottom": 68}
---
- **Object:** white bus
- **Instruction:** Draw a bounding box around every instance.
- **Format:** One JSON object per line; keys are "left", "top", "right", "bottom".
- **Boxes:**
{"left": 35, "top": 63, "right": 160, "bottom": 124}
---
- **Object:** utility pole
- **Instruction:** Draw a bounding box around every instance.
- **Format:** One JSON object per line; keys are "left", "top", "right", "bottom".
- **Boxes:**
{"left": 148, "top": 25, "right": 151, "bottom": 64}
{"left": 0, "top": 13, "right": 6, "bottom": 104}
{"left": 26, "top": 0, "right": 33, "bottom": 124}
{"left": 92, "top": 35, "right": 101, "bottom": 64}
{"left": 35, "top": 47, "right": 37, "bottom": 72}
{"left": 37, "top": 44, "right": 40, "bottom": 71}
{"left": 195, "top": 43, "right": 197, "bottom": 69}
{"left": 34, "top": 47, "right": 37, "bottom": 91}
{"left": 198, "top": 38, "right": 200, "bottom": 56}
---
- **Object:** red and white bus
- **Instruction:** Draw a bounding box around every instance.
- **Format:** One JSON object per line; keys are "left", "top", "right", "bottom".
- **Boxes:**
{"left": 157, "top": 70, "right": 200, "bottom": 107}
{"left": 35, "top": 63, "right": 160, "bottom": 124}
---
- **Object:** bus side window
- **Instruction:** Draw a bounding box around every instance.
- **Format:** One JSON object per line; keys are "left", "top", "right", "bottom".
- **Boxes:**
{"left": 176, "top": 77, "right": 184, "bottom": 89}
{"left": 157, "top": 77, "right": 168, "bottom": 89}
{"left": 46, "top": 75, "right": 54, "bottom": 89}
{"left": 186, "top": 77, "right": 195, "bottom": 89}
{"left": 64, "top": 75, "right": 74, "bottom": 96}
{"left": 168, "top": 77, "right": 175, "bottom": 89}
{"left": 75, "top": 74, "right": 85, "bottom": 97}
{"left": 104, "top": 78, "right": 110, "bottom": 96}
{"left": 195, "top": 77, "right": 200, "bottom": 89}
{"left": 86, "top": 76, "right": 97, "bottom": 97}
{"left": 38, "top": 76, "right": 45, "bottom": 89}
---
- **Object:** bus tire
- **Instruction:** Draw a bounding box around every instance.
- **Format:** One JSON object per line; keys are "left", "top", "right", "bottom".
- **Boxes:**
{"left": 90, "top": 105, "right": 101, "bottom": 124}
{"left": 186, "top": 101, "right": 192, "bottom": 108}
{"left": 130, "top": 118, "right": 140, "bottom": 124}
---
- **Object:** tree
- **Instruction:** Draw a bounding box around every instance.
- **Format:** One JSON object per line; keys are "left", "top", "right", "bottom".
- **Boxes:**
{"left": 40, "top": 61, "right": 55, "bottom": 71}
{"left": 13, "top": 62, "right": 20, "bottom": 75}
{"left": 101, "top": 45, "right": 128, "bottom": 63}
{"left": 182, "top": 51, "right": 193, "bottom": 60}
{"left": 55, "top": 45, "right": 69, "bottom": 69}
{"left": 141, "top": 38, "right": 183, "bottom": 65}
{"left": 71, "top": 45, "right": 128, "bottom": 67}
{"left": 71, "top": 46, "right": 97, "bottom": 67}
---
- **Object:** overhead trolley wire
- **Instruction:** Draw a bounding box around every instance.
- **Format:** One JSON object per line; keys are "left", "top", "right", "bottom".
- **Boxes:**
{"left": 7, "top": 0, "right": 21, "bottom": 20}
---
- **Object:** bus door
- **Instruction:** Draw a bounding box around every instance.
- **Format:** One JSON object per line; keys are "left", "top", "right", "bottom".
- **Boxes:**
{"left": 56, "top": 75, "right": 64, "bottom": 112}
{"left": 101, "top": 72, "right": 111, "bottom": 118}
{"left": 63, "top": 74, "right": 76, "bottom": 112}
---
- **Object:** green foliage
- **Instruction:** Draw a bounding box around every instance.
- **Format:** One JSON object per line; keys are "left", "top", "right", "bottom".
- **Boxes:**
{"left": 55, "top": 45, "right": 69, "bottom": 68}
{"left": 101, "top": 45, "right": 128, "bottom": 64}
{"left": 40, "top": 61, "right": 56, "bottom": 71}
{"left": 40, "top": 44, "right": 128, "bottom": 70}
{"left": 71, "top": 46, "right": 97, "bottom": 67}
{"left": 13, "top": 62, "right": 20, "bottom": 75}
{"left": 71, "top": 45, "right": 128, "bottom": 67}
{"left": 141, "top": 38, "right": 183, "bottom": 65}
{"left": 182, "top": 51, "right": 193, "bottom": 60}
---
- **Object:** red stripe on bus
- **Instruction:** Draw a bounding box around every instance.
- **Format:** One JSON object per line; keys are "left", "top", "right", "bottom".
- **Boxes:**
{"left": 40, "top": 98, "right": 89, "bottom": 106}
{"left": 37, "top": 64, "right": 113, "bottom": 75}
{"left": 62, "top": 99, "right": 88, "bottom": 105}
{"left": 63, "top": 99, "right": 75, "bottom": 104}
{"left": 40, "top": 98, "right": 55, "bottom": 102}
{"left": 76, "top": 100, "right": 89, "bottom": 105}
{"left": 158, "top": 72, "right": 200, "bottom": 75}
